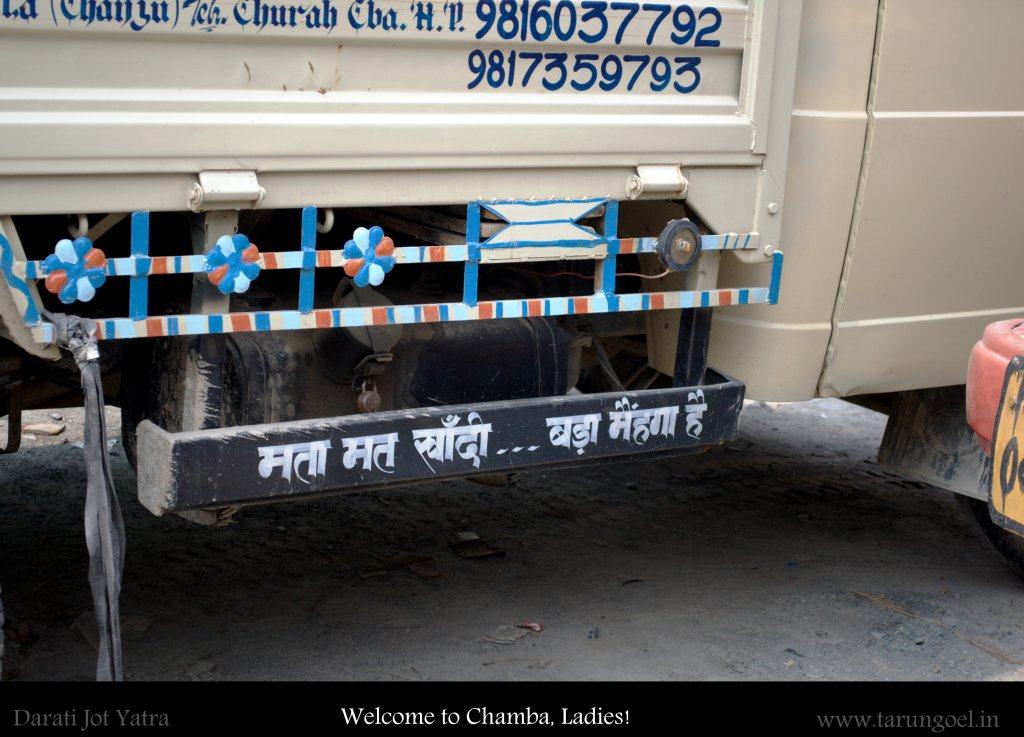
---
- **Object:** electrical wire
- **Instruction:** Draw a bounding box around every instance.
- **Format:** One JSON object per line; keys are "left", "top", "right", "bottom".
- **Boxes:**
{"left": 508, "top": 267, "right": 672, "bottom": 281}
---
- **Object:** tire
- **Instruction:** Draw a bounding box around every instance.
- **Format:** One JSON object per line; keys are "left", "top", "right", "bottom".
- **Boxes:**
{"left": 119, "top": 337, "right": 188, "bottom": 471}
{"left": 958, "top": 495, "right": 1024, "bottom": 579}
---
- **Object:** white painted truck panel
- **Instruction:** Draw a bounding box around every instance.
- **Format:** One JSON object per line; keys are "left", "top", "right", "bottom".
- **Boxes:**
{"left": 710, "top": 0, "right": 1023, "bottom": 400}
{"left": 0, "top": 0, "right": 778, "bottom": 214}
{"left": 709, "top": 0, "right": 877, "bottom": 400}
{"left": 818, "top": 0, "right": 1024, "bottom": 397}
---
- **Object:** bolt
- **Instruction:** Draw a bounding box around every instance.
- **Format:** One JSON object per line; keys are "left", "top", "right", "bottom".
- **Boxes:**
{"left": 763, "top": 244, "right": 775, "bottom": 257}
{"left": 673, "top": 235, "right": 695, "bottom": 258}
{"left": 767, "top": 202, "right": 780, "bottom": 215}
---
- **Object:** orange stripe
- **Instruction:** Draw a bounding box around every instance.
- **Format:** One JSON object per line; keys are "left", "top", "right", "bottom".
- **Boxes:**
{"left": 527, "top": 300, "right": 542, "bottom": 317}
{"left": 231, "top": 314, "right": 251, "bottom": 333}
{"left": 317, "top": 251, "right": 332, "bottom": 267}
{"left": 372, "top": 307, "right": 388, "bottom": 325}
{"left": 423, "top": 305, "right": 440, "bottom": 322}
{"left": 146, "top": 318, "right": 164, "bottom": 337}
{"left": 150, "top": 257, "right": 168, "bottom": 275}
{"left": 651, "top": 294, "right": 665, "bottom": 310}
{"left": 619, "top": 238, "right": 636, "bottom": 254}
{"left": 573, "top": 297, "right": 590, "bottom": 314}
{"left": 315, "top": 311, "right": 332, "bottom": 328}
{"left": 262, "top": 252, "right": 278, "bottom": 269}
{"left": 718, "top": 291, "right": 732, "bottom": 306}
{"left": 478, "top": 302, "right": 493, "bottom": 320}
{"left": 429, "top": 246, "right": 445, "bottom": 262}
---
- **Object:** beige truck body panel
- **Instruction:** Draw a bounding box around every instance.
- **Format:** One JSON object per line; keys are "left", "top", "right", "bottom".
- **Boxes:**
{"left": 711, "top": 0, "right": 1024, "bottom": 400}
{"left": 1, "top": 0, "right": 1020, "bottom": 400}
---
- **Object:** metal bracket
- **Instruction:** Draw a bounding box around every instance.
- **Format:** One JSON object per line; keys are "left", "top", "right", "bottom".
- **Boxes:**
{"left": 188, "top": 171, "right": 266, "bottom": 212}
{"left": 351, "top": 352, "right": 393, "bottom": 391}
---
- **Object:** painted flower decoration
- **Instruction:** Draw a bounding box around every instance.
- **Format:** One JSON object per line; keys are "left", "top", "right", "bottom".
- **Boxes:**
{"left": 41, "top": 237, "right": 107, "bottom": 304}
{"left": 204, "top": 234, "right": 261, "bottom": 295}
{"left": 343, "top": 226, "right": 395, "bottom": 288}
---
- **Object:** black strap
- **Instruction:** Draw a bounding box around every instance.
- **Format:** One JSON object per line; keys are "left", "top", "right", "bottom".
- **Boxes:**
{"left": 0, "top": 581, "right": 5, "bottom": 678}
{"left": 50, "top": 313, "right": 125, "bottom": 681}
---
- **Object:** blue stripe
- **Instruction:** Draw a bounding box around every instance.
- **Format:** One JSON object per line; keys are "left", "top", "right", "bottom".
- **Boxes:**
{"left": 603, "top": 200, "right": 619, "bottom": 239}
{"left": 167, "top": 317, "right": 179, "bottom": 336}
{"left": 413, "top": 305, "right": 422, "bottom": 322}
{"left": 128, "top": 211, "right": 150, "bottom": 321}
{"left": 255, "top": 312, "right": 271, "bottom": 332}
{"left": 298, "top": 206, "right": 317, "bottom": 313}
{"left": 700, "top": 291, "right": 710, "bottom": 308}
{"left": 208, "top": 315, "right": 224, "bottom": 334}
{"left": 495, "top": 302, "right": 503, "bottom": 319}
{"left": 462, "top": 262, "right": 479, "bottom": 306}
{"left": 768, "top": 251, "right": 784, "bottom": 304}
{"left": 738, "top": 288, "right": 749, "bottom": 305}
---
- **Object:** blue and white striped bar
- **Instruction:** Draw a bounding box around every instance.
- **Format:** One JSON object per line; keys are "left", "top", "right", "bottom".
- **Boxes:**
{"left": 18, "top": 235, "right": 756, "bottom": 280}
{"left": 26, "top": 251, "right": 783, "bottom": 344}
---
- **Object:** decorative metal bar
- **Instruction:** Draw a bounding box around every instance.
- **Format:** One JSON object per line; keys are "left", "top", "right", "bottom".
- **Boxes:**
{"left": 17, "top": 236, "right": 757, "bottom": 280}
{"left": 0, "top": 198, "right": 781, "bottom": 347}
{"left": 298, "top": 206, "right": 318, "bottom": 313}
{"left": 593, "top": 199, "right": 619, "bottom": 298}
{"left": 128, "top": 211, "right": 150, "bottom": 321}
{"left": 462, "top": 202, "right": 481, "bottom": 307}
{"left": 27, "top": 253, "right": 782, "bottom": 344}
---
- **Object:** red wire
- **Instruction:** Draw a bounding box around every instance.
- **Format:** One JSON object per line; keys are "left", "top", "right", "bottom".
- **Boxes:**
{"left": 508, "top": 267, "right": 670, "bottom": 280}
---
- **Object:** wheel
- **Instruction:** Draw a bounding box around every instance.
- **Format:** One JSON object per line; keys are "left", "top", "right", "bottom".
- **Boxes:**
{"left": 958, "top": 494, "right": 1024, "bottom": 578}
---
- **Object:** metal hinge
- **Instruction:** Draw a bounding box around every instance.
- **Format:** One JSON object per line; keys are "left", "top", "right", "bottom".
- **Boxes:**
{"left": 626, "top": 165, "right": 689, "bottom": 200}
{"left": 188, "top": 171, "right": 266, "bottom": 212}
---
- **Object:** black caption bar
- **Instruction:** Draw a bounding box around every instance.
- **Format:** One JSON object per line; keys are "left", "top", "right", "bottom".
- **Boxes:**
{"left": 1, "top": 681, "right": 1019, "bottom": 734}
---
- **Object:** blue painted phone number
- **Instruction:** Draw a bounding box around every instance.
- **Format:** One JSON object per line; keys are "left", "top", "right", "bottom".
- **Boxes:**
{"left": 474, "top": 0, "right": 723, "bottom": 47}
{"left": 467, "top": 49, "right": 702, "bottom": 93}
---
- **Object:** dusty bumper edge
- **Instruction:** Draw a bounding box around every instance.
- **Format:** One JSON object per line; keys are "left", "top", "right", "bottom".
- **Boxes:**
{"left": 966, "top": 317, "right": 1024, "bottom": 453}
{"left": 135, "top": 369, "right": 745, "bottom": 515}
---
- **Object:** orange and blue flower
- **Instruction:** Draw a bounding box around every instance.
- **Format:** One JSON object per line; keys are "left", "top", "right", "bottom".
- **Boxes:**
{"left": 41, "top": 237, "right": 107, "bottom": 304}
{"left": 343, "top": 226, "right": 395, "bottom": 288}
{"left": 204, "top": 234, "right": 261, "bottom": 295}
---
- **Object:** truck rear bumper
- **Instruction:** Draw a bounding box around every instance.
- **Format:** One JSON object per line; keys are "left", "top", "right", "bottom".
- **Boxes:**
{"left": 967, "top": 317, "right": 1024, "bottom": 453}
{"left": 136, "top": 370, "right": 744, "bottom": 515}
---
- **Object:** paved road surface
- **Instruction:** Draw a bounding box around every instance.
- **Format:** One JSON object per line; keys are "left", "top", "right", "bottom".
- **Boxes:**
{"left": 2, "top": 399, "right": 1023, "bottom": 681}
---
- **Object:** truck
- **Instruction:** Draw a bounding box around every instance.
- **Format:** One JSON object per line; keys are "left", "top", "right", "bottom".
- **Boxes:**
{"left": 0, "top": 0, "right": 1022, "bottom": 675}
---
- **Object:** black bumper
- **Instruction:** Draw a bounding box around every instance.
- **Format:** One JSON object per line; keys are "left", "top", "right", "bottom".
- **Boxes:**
{"left": 136, "top": 369, "right": 744, "bottom": 515}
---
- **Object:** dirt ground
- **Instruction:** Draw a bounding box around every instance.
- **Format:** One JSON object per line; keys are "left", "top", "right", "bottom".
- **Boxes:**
{"left": 1, "top": 398, "right": 1023, "bottom": 681}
